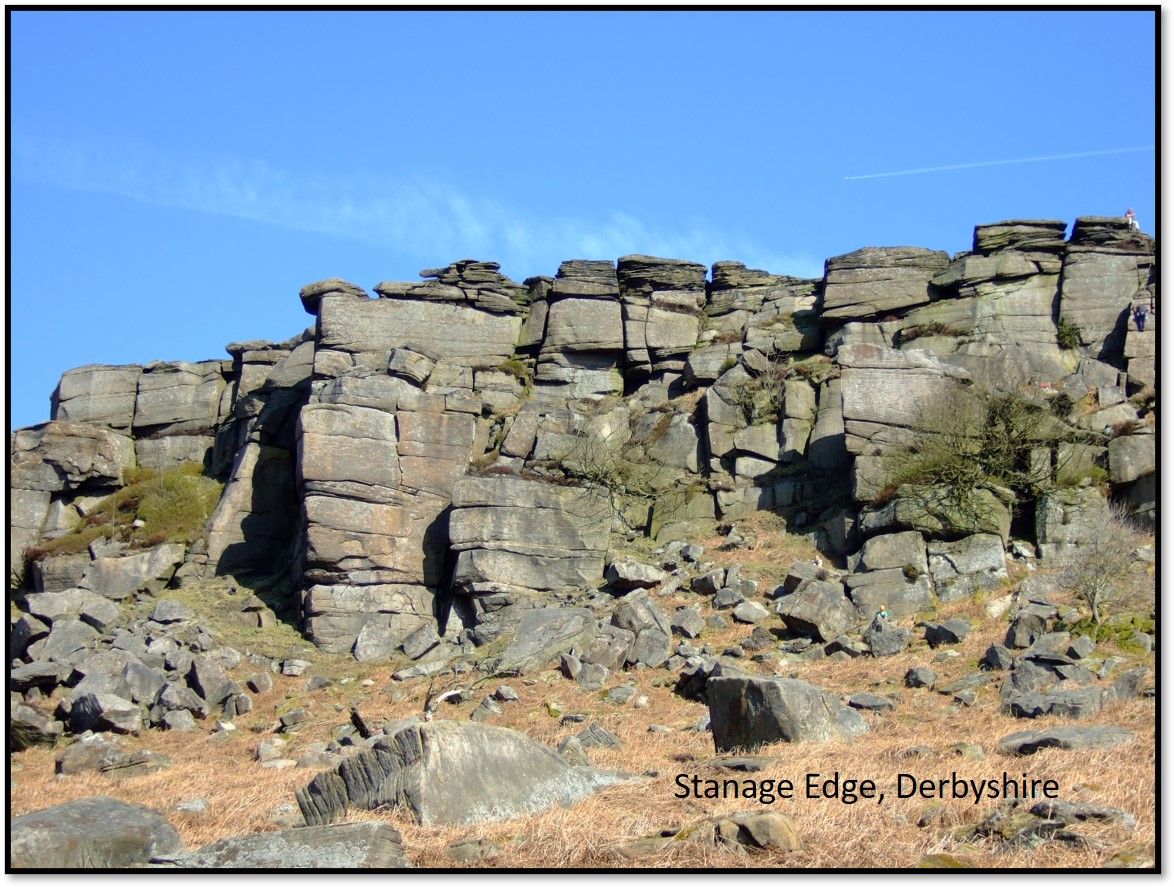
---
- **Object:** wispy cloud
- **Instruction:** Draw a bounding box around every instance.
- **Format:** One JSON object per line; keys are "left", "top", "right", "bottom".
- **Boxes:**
{"left": 845, "top": 146, "right": 1155, "bottom": 181}
{"left": 12, "top": 131, "right": 824, "bottom": 280}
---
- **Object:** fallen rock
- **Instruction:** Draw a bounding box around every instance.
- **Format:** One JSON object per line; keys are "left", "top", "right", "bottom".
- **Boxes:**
{"left": 707, "top": 675, "right": 864, "bottom": 751}
{"left": 10, "top": 796, "right": 184, "bottom": 869}
{"left": 997, "top": 726, "right": 1134, "bottom": 756}
{"left": 296, "top": 720, "right": 630, "bottom": 827}
{"left": 162, "top": 822, "right": 410, "bottom": 868}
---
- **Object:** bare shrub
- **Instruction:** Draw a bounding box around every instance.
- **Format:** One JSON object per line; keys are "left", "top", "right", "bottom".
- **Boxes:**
{"left": 1056, "top": 501, "right": 1154, "bottom": 626}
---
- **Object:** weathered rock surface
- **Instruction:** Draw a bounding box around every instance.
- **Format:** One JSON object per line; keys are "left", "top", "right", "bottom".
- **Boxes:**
{"left": 822, "top": 247, "right": 950, "bottom": 321}
{"left": 450, "top": 475, "right": 610, "bottom": 595}
{"left": 10, "top": 796, "right": 185, "bottom": 869}
{"left": 296, "top": 720, "right": 628, "bottom": 827}
{"left": 161, "top": 822, "right": 411, "bottom": 869}
{"left": 707, "top": 675, "right": 865, "bottom": 751}
{"left": 997, "top": 726, "right": 1134, "bottom": 756}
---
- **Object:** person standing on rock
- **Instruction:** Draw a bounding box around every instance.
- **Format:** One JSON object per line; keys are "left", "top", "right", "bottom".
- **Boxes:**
{"left": 1126, "top": 208, "right": 1139, "bottom": 231}
{"left": 1133, "top": 304, "right": 1148, "bottom": 332}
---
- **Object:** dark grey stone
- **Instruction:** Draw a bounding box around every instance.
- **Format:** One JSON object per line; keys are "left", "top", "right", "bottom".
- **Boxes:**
{"left": 10, "top": 796, "right": 184, "bottom": 869}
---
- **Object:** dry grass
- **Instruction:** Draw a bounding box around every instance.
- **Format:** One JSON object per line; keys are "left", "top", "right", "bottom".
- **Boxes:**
{"left": 9, "top": 553, "right": 1156, "bottom": 870}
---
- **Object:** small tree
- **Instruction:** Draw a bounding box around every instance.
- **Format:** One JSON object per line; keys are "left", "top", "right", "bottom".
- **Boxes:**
{"left": 1057, "top": 502, "right": 1153, "bottom": 628}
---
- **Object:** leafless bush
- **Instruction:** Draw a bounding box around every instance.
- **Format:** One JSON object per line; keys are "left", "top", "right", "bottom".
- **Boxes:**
{"left": 1056, "top": 501, "right": 1154, "bottom": 626}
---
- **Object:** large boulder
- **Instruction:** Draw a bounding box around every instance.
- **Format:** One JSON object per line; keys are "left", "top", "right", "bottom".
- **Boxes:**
{"left": 10, "top": 797, "right": 184, "bottom": 868}
{"left": 315, "top": 291, "right": 523, "bottom": 374}
{"left": 491, "top": 607, "right": 598, "bottom": 675}
{"left": 80, "top": 544, "right": 186, "bottom": 600}
{"left": 707, "top": 676, "right": 865, "bottom": 751}
{"left": 776, "top": 579, "right": 857, "bottom": 642}
{"left": 296, "top": 720, "right": 628, "bottom": 827}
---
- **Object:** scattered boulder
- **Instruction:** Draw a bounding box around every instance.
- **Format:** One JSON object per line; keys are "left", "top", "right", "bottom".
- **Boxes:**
{"left": 296, "top": 720, "right": 630, "bottom": 827}
{"left": 10, "top": 796, "right": 184, "bottom": 869}
{"left": 997, "top": 726, "right": 1134, "bottom": 756}
{"left": 707, "top": 675, "right": 865, "bottom": 751}
{"left": 162, "top": 822, "right": 411, "bottom": 869}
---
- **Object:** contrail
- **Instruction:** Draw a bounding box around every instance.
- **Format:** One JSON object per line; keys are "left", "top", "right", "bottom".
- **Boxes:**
{"left": 844, "top": 145, "right": 1154, "bottom": 180}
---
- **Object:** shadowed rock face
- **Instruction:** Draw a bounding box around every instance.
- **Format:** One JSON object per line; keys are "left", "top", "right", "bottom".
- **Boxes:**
{"left": 296, "top": 720, "right": 630, "bottom": 827}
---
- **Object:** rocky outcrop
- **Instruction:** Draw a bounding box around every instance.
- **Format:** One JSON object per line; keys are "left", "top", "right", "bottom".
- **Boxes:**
{"left": 449, "top": 474, "right": 611, "bottom": 600}
{"left": 11, "top": 214, "right": 1156, "bottom": 683}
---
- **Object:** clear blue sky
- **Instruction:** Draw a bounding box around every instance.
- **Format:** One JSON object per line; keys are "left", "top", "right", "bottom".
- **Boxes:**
{"left": 9, "top": 9, "right": 1157, "bottom": 430}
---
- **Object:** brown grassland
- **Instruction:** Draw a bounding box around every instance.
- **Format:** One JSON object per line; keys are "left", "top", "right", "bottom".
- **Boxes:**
{"left": 9, "top": 514, "right": 1156, "bottom": 869}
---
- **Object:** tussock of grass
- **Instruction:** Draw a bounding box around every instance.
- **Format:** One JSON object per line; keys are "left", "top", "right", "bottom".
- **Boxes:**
{"left": 26, "top": 462, "right": 223, "bottom": 562}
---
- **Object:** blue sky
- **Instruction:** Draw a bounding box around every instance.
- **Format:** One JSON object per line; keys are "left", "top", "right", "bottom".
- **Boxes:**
{"left": 9, "top": 9, "right": 1157, "bottom": 430}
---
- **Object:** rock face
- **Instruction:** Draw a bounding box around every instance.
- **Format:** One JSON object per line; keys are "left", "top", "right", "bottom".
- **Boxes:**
{"left": 10, "top": 796, "right": 185, "bottom": 869}
{"left": 449, "top": 475, "right": 611, "bottom": 597}
{"left": 296, "top": 720, "right": 628, "bottom": 827}
{"left": 822, "top": 247, "right": 950, "bottom": 321}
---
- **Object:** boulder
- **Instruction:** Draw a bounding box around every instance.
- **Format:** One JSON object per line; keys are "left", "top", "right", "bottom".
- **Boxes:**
{"left": 605, "top": 559, "right": 668, "bottom": 590}
{"left": 582, "top": 626, "right": 636, "bottom": 671}
{"left": 31, "top": 553, "right": 92, "bottom": 595}
{"left": 163, "top": 822, "right": 410, "bottom": 869}
{"left": 10, "top": 797, "right": 184, "bottom": 869}
{"left": 70, "top": 692, "right": 142, "bottom": 734}
{"left": 845, "top": 569, "right": 934, "bottom": 621}
{"left": 11, "top": 421, "right": 129, "bottom": 492}
{"left": 855, "top": 530, "right": 927, "bottom": 574}
{"left": 776, "top": 579, "right": 856, "bottom": 642}
{"left": 864, "top": 619, "right": 910, "bottom": 657}
{"left": 11, "top": 704, "right": 64, "bottom": 750}
{"left": 972, "top": 220, "right": 1069, "bottom": 254}
{"left": 997, "top": 726, "right": 1134, "bottom": 756}
{"left": 707, "top": 675, "right": 864, "bottom": 751}
{"left": 51, "top": 364, "right": 143, "bottom": 431}
{"left": 81, "top": 544, "right": 186, "bottom": 600}
{"left": 298, "top": 277, "right": 368, "bottom": 315}
{"left": 316, "top": 291, "right": 523, "bottom": 372}
{"left": 492, "top": 607, "right": 598, "bottom": 675}
{"left": 296, "top": 720, "right": 629, "bottom": 827}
